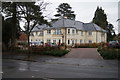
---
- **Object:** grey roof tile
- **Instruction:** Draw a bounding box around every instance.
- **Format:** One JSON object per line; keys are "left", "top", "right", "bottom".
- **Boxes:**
{"left": 32, "top": 18, "right": 106, "bottom": 32}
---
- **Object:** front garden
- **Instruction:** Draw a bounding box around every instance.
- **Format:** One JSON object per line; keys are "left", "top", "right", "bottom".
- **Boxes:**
{"left": 97, "top": 46, "right": 120, "bottom": 60}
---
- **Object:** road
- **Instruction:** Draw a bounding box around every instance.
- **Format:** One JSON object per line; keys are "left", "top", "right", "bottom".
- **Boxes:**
{"left": 2, "top": 48, "right": 118, "bottom": 78}
{"left": 2, "top": 58, "right": 118, "bottom": 78}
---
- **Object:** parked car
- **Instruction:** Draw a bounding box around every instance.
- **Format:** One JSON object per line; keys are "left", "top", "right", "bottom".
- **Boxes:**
{"left": 108, "top": 41, "right": 120, "bottom": 48}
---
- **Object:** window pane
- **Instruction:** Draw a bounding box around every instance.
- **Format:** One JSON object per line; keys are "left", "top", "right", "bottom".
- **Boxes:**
{"left": 68, "top": 29, "right": 70, "bottom": 34}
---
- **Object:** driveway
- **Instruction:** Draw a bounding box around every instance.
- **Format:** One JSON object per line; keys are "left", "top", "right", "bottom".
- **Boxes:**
{"left": 64, "top": 48, "right": 103, "bottom": 59}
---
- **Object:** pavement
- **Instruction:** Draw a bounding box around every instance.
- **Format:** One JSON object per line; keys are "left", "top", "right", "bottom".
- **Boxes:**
{"left": 64, "top": 48, "right": 103, "bottom": 59}
{"left": 2, "top": 48, "right": 118, "bottom": 78}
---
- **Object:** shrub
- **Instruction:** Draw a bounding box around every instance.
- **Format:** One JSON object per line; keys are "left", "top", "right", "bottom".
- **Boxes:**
{"left": 37, "top": 49, "right": 70, "bottom": 57}
{"left": 98, "top": 48, "right": 119, "bottom": 60}
{"left": 74, "top": 43, "right": 101, "bottom": 48}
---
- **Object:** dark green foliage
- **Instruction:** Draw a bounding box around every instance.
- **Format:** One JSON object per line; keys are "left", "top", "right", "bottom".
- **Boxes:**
{"left": 54, "top": 3, "right": 76, "bottom": 20}
{"left": 2, "top": 2, "right": 20, "bottom": 49}
{"left": 92, "top": 7, "right": 108, "bottom": 30}
{"left": 44, "top": 50, "right": 69, "bottom": 57}
{"left": 2, "top": 17, "right": 20, "bottom": 49}
{"left": 92, "top": 6, "right": 116, "bottom": 41}
{"left": 97, "top": 48, "right": 120, "bottom": 60}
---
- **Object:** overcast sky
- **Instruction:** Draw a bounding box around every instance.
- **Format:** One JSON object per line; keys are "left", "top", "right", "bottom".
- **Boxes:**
{"left": 41, "top": 0, "right": 119, "bottom": 34}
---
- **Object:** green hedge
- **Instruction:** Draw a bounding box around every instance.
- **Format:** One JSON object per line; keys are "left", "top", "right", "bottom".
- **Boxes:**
{"left": 45, "top": 50, "right": 69, "bottom": 57}
{"left": 34, "top": 50, "right": 70, "bottom": 57}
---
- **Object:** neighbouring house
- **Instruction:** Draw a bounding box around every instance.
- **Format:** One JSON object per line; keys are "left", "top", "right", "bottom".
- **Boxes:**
{"left": 16, "top": 32, "right": 28, "bottom": 50}
{"left": 30, "top": 17, "right": 107, "bottom": 46}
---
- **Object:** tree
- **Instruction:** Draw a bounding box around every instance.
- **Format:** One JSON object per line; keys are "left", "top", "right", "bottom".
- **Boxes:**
{"left": 107, "top": 23, "right": 116, "bottom": 41}
{"left": 92, "top": 6, "right": 108, "bottom": 30}
{"left": 54, "top": 3, "right": 75, "bottom": 20}
{"left": 92, "top": 6, "right": 116, "bottom": 41}
{"left": 2, "top": 2, "right": 19, "bottom": 50}
{"left": 17, "top": 2, "right": 49, "bottom": 58}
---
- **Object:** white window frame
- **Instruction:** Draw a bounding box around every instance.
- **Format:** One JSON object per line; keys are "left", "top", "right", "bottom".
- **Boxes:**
{"left": 68, "top": 29, "right": 70, "bottom": 34}
{"left": 53, "top": 39, "right": 56, "bottom": 44}
{"left": 47, "top": 39, "right": 51, "bottom": 44}
{"left": 47, "top": 30, "right": 51, "bottom": 34}
{"left": 89, "top": 40, "right": 92, "bottom": 43}
{"left": 80, "top": 39, "right": 82, "bottom": 44}
{"left": 81, "top": 31, "right": 83, "bottom": 36}
{"left": 72, "top": 29, "right": 75, "bottom": 34}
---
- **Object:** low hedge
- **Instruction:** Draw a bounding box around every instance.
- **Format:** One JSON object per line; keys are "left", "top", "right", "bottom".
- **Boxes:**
{"left": 33, "top": 49, "right": 70, "bottom": 57}
{"left": 44, "top": 50, "right": 70, "bottom": 57}
{"left": 74, "top": 43, "right": 101, "bottom": 48}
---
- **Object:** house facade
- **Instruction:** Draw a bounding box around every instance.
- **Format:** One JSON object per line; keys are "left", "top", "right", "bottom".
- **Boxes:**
{"left": 30, "top": 18, "right": 107, "bottom": 46}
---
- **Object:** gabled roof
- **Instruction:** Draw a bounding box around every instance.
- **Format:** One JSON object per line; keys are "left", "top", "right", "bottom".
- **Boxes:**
{"left": 32, "top": 17, "right": 106, "bottom": 32}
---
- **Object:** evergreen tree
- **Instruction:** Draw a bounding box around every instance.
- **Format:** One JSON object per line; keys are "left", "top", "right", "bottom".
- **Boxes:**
{"left": 92, "top": 6, "right": 116, "bottom": 41}
{"left": 92, "top": 6, "right": 108, "bottom": 30}
{"left": 54, "top": 3, "right": 75, "bottom": 20}
{"left": 2, "top": 2, "right": 18, "bottom": 50}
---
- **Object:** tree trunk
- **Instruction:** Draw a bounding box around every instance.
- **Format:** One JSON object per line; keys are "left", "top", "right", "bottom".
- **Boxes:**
{"left": 27, "top": 33, "right": 30, "bottom": 58}
{"left": 11, "top": 3, "right": 17, "bottom": 51}
{"left": 27, "top": 21, "right": 30, "bottom": 58}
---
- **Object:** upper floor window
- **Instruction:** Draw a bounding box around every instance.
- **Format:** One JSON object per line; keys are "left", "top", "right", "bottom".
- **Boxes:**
{"left": 47, "top": 30, "right": 51, "bottom": 34}
{"left": 88, "top": 32, "right": 92, "bottom": 35}
{"left": 68, "top": 29, "right": 70, "bottom": 34}
{"left": 55, "top": 29, "right": 61, "bottom": 34}
{"left": 102, "top": 32, "right": 105, "bottom": 36}
{"left": 39, "top": 32, "right": 43, "bottom": 36}
{"left": 72, "top": 29, "right": 75, "bottom": 34}
{"left": 36, "top": 32, "right": 38, "bottom": 35}
{"left": 81, "top": 31, "right": 83, "bottom": 36}
{"left": 30, "top": 32, "right": 34, "bottom": 36}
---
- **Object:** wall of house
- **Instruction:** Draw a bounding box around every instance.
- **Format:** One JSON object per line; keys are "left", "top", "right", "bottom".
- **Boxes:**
{"left": 43, "top": 29, "right": 63, "bottom": 44}
{"left": 29, "top": 31, "right": 44, "bottom": 42}
{"left": 30, "top": 28, "right": 107, "bottom": 45}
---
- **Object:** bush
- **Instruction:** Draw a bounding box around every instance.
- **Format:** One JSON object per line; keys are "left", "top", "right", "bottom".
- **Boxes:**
{"left": 98, "top": 48, "right": 120, "bottom": 60}
{"left": 74, "top": 43, "right": 101, "bottom": 48}
{"left": 44, "top": 50, "right": 69, "bottom": 57}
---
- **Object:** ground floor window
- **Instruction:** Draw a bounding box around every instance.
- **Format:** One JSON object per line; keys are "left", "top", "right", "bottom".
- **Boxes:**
{"left": 47, "top": 39, "right": 51, "bottom": 44}
{"left": 80, "top": 39, "right": 82, "bottom": 43}
{"left": 53, "top": 39, "right": 56, "bottom": 44}
{"left": 68, "top": 40, "right": 70, "bottom": 45}
{"left": 89, "top": 40, "right": 92, "bottom": 43}
{"left": 58, "top": 39, "right": 61, "bottom": 44}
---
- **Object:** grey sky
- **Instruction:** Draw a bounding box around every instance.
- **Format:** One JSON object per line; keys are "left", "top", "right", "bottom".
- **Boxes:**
{"left": 42, "top": 0, "right": 119, "bottom": 34}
